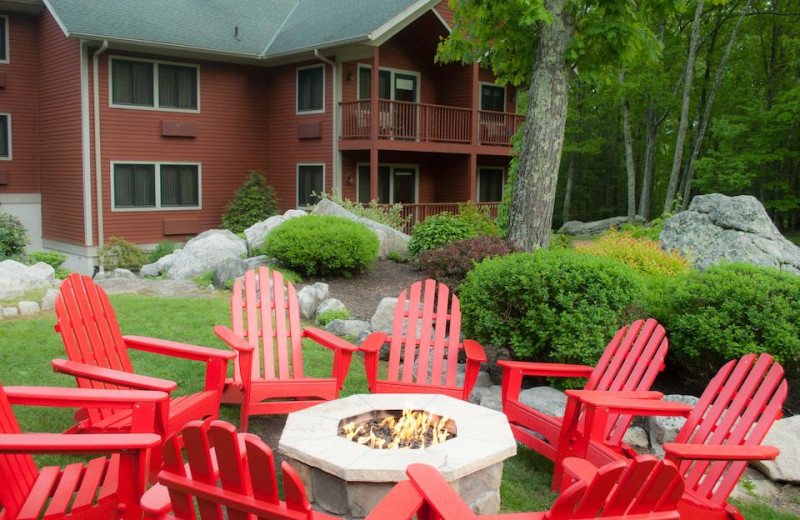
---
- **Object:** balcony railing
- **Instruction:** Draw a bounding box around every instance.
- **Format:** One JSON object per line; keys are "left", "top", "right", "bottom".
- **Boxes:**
{"left": 341, "top": 100, "right": 523, "bottom": 147}
{"left": 373, "top": 202, "right": 501, "bottom": 234}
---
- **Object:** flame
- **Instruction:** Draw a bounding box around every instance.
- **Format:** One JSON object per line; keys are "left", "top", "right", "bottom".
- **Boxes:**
{"left": 341, "top": 408, "right": 452, "bottom": 450}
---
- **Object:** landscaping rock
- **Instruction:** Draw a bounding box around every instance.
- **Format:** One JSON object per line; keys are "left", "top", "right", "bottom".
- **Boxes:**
{"left": 324, "top": 319, "right": 370, "bottom": 338}
{"left": 139, "top": 263, "right": 161, "bottom": 277}
{"left": 284, "top": 209, "right": 307, "bottom": 220}
{"left": 96, "top": 268, "right": 138, "bottom": 280}
{"left": 518, "top": 386, "right": 568, "bottom": 417}
{"left": 753, "top": 416, "right": 800, "bottom": 484}
{"left": 0, "top": 260, "right": 54, "bottom": 300}
{"left": 40, "top": 288, "right": 58, "bottom": 311}
{"left": 649, "top": 394, "right": 699, "bottom": 456}
{"left": 474, "top": 371, "right": 493, "bottom": 389}
{"left": 622, "top": 426, "right": 649, "bottom": 450}
{"left": 244, "top": 215, "right": 286, "bottom": 250}
{"left": 2, "top": 306, "right": 19, "bottom": 318}
{"left": 311, "top": 199, "right": 410, "bottom": 259}
{"left": 18, "top": 300, "right": 40, "bottom": 316}
{"left": 474, "top": 385, "right": 503, "bottom": 411}
{"left": 166, "top": 230, "right": 248, "bottom": 280}
{"left": 297, "top": 283, "right": 329, "bottom": 320}
{"left": 211, "top": 256, "right": 271, "bottom": 289}
{"left": 558, "top": 216, "right": 644, "bottom": 236}
{"left": 355, "top": 329, "right": 370, "bottom": 346}
{"left": 315, "top": 298, "right": 346, "bottom": 319}
{"left": 731, "top": 467, "right": 780, "bottom": 501}
{"left": 371, "top": 297, "right": 399, "bottom": 332}
{"left": 661, "top": 194, "right": 800, "bottom": 274}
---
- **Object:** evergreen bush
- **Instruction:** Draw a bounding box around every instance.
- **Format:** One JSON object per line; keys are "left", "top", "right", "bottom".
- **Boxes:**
{"left": 222, "top": 171, "right": 279, "bottom": 233}
{"left": 418, "top": 235, "right": 518, "bottom": 291}
{"left": 408, "top": 213, "right": 478, "bottom": 258}
{"left": 260, "top": 215, "right": 379, "bottom": 277}
{"left": 0, "top": 211, "right": 29, "bottom": 259}
{"left": 98, "top": 237, "right": 149, "bottom": 272}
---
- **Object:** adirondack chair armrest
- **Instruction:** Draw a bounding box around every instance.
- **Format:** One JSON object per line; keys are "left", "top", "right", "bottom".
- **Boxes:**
{"left": 0, "top": 432, "right": 162, "bottom": 454}
{"left": 561, "top": 456, "right": 600, "bottom": 482}
{"left": 663, "top": 443, "right": 780, "bottom": 462}
{"left": 564, "top": 390, "right": 664, "bottom": 401}
{"left": 124, "top": 335, "right": 236, "bottom": 362}
{"left": 578, "top": 395, "right": 694, "bottom": 417}
{"left": 4, "top": 385, "right": 169, "bottom": 408}
{"left": 303, "top": 326, "right": 360, "bottom": 352}
{"left": 463, "top": 339, "right": 487, "bottom": 363}
{"left": 406, "top": 463, "right": 478, "bottom": 519}
{"left": 360, "top": 331, "right": 389, "bottom": 353}
{"left": 213, "top": 325, "right": 254, "bottom": 352}
{"left": 364, "top": 481, "right": 427, "bottom": 520}
{"left": 52, "top": 358, "right": 178, "bottom": 393}
{"left": 498, "top": 359, "right": 595, "bottom": 379}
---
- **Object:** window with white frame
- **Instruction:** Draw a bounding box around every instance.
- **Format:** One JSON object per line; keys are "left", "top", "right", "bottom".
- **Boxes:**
{"left": 0, "top": 16, "right": 8, "bottom": 63}
{"left": 480, "top": 84, "right": 505, "bottom": 112}
{"left": 478, "top": 167, "right": 504, "bottom": 202}
{"left": 297, "top": 65, "right": 324, "bottom": 113}
{"left": 0, "top": 114, "right": 10, "bottom": 159}
{"left": 112, "top": 162, "right": 200, "bottom": 210}
{"left": 297, "top": 164, "right": 324, "bottom": 207}
{"left": 111, "top": 58, "right": 198, "bottom": 110}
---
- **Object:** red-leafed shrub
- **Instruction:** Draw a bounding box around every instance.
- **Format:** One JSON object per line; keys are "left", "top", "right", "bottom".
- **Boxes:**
{"left": 418, "top": 235, "right": 518, "bottom": 291}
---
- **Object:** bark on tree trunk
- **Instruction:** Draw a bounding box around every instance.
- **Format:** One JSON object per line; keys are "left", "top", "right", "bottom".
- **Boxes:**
{"left": 563, "top": 152, "right": 575, "bottom": 223}
{"left": 620, "top": 72, "right": 636, "bottom": 222}
{"left": 639, "top": 100, "right": 658, "bottom": 220}
{"left": 664, "top": 0, "right": 704, "bottom": 213}
{"left": 507, "top": 0, "right": 574, "bottom": 251}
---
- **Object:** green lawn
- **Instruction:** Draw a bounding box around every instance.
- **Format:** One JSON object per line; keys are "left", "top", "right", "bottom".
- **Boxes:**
{"left": 0, "top": 293, "right": 795, "bottom": 519}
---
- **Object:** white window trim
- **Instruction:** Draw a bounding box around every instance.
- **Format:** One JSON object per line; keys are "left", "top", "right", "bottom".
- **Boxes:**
{"left": 110, "top": 161, "right": 202, "bottom": 212}
{"left": 356, "top": 63, "right": 421, "bottom": 103}
{"left": 477, "top": 166, "right": 505, "bottom": 202}
{"left": 479, "top": 82, "right": 506, "bottom": 113}
{"left": 0, "top": 113, "right": 12, "bottom": 160}
{"left": 0, "top": 16, "right": 9, "bottom": 64}
{"left": 296, "top": 64, "right": 326, "bottom": 115}
{"left": 355, "top": 162, "right": 419, "bottom": 204}
{"left": 108, "top": 56, "right": 201, "bottom": 113}
{"left": 297, "top": 162, "right": 326, "bottom": 208}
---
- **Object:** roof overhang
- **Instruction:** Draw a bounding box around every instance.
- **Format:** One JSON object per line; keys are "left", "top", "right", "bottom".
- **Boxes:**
{"left": 368, "top": 0, "right": 444, "bottom": 46}
{"left": 0, "top": 0, "right": 44, "bottom": 14}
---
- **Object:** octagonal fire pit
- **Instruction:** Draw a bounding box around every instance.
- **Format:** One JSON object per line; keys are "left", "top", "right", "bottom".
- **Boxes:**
{"left": 279, "top": 393, "right": 517, "bottom": 518}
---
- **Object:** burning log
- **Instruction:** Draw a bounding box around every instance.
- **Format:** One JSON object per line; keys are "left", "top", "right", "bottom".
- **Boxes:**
{"left": 339, "top": 407, "right": 455, "bottom": 449}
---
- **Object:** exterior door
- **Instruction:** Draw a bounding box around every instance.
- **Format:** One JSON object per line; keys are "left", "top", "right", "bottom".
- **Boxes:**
{"left": 393, "top": 73, "right": 418, "bottom": 139}
{"left": 392, "top": 167, "right": 416, "bottom": 203}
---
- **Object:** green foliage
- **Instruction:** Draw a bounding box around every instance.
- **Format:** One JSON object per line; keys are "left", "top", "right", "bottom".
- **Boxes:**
{"left": 387, "top": 251, "right": 406, "bottom": 263}
{"left": 148, "top": 241, "right": 177, "bottom": 264}
{"left": 575, "top": 230, "right": 690, "bottom": 277}
{"left": 418, "top": 235, "right": 519, "bottom": 291}
{"left": 496, "top": 132, "right": 521, "bottom": 238}
{"left": 25, "top": 251, "right": 69, "bottom": 279}
{"left": 457, "top": 201, "right": 498, "bottom": 236}
{"left": 0, "top": 211, "right": 29, "bottom": 259}
{"left": 193, "top": 270, "right": 214, "bottom": 287}
{"left": 408, "top": 213, "right": 478, "bottom": 258}
{"left": 261, "top": 216, "right": 379, "bottom": 277}
{"left": 222, "top": 171, "right": 279, "bottom": 234}
{"left": 98, "top": 237, "right": 148, "bottom": 272}
{"left": 316, "top": 193, "right": 410, "bottom": 232}
{"left": 460, "top": 250, "right": 643, "bottom": 370}
{"left": 317, "top": 309, "right": 350, "bottom": 326}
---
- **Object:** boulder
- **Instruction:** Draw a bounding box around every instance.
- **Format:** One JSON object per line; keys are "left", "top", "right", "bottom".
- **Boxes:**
{"left": 661, "top": 194, "right": 800, "bottom": 274}
{"left": 311, "top": 199, "right": 410, "bottom": 259}
{"left": 2, "top": 306, "right": 19, "bottom": 318}
{"left": 244, "top": 215, "right": 286, "bottom": 250}
{"left": 297, "top": 283, "right": 329, "bottom": 320}
{"left": 558, "top": 216, "right": 644, "bottom": 236}
{"left": 315, "top": 298, "right": 346, "bottom": 319}
{"left": 18, "top": 300, "right": 40, "bottom": 316}
{"left": 622, "top": 426, "right": 649, "bottom": 450}
{"left": 371, "top": 297, "right": 399, "bottom": 332}
{"left": 139, "top": 263, "right": 161, "bottom": 278}
{"left": 96, "top": 268, "right": 138, "bottom": 280}
{"left": 40, "top": 288, "right": 59, "bottom": 311}
{"left": 518, "top": 386, "right": 568, "bottom": 417}
{"left": 474, "top": 371, "right": 493, "bottom": 389}
{"left": 753, "top": 416, "right": 800, "bottom": 484}
{"left": 166, "top": 230, "right": 248, "bottom": 280}
{"left": 324, "top": 319, "right": 371, "bottom": 338}
{"left": 474, "top": 385, "right": 503, "bottom": 411}
{"left": 649, "top": 394, "right": 699, "bottom": 456}
{"left": 355, "top": 329, "right": 371, "bottom": 346}
{"left": 731, "top": 467, "right": 780, "bottom": 501}
{"left": 283, "top": 209, "right": 307, "bottom": 220}
{"left": 0, "top": 260, "right": 54, "bottom": 300}
{"left": 211, "top": 256, "right": 271, "bottom": 289}
{"left": 157, "top": 252, "right": 178, "bottom": 271}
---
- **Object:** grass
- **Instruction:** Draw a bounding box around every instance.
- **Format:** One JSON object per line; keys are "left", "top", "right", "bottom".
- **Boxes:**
{"left": 0, "top": 293, "right": 797, "bottom": 519}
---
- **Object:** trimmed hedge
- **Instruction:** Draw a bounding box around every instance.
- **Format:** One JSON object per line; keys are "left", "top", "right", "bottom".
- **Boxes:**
{"left": 418, "top": 235, "right": 518, "bottom": 291}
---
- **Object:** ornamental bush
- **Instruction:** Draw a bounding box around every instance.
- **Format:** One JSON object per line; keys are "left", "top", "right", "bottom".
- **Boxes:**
{"left": 26, "top": 251, "right": 69, "bottom": 279}
{"left": 574, "top": 230, "right": 690, "bottom": 278}
{"left": 418, "top": 235, "right": 518, "bottom": 291}
{"left": 0, "top": 211, "right": 29, "bottom": 259}
{"left": 260, "top": 215, "right": 379, "bottom": 277}
{"left": 147, "top": 240, "right": 177, "bottom": 264}
{"left": 408, "top": 213, "right": 478, "bottom": 258}
{"left": 457, "top": 201, "right": 498, "bottom": 237}
{"left": 222, "top": 171, "right": 279, "bottom": 234}
{"left": 98, "top": 236, "right": 149, "bottom": 272}
{"left": 459, "top": 250, "right": 643, "bottom": 368}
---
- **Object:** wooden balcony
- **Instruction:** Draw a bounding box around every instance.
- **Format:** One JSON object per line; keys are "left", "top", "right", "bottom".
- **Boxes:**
{"left": 340, "top": 100, "right": 523, "bottom": 148}
{"left": 375, "top": 202, "right": 501, "bottom": 234}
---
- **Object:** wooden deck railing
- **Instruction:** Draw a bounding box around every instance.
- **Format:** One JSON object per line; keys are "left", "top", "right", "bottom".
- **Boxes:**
{"left": 373, "top": 202, "right": 501, "bottom": 234}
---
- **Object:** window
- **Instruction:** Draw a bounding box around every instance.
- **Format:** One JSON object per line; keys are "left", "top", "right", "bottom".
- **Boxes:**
{"left": 480, "top": 84, "right": 505, "bottom": 112}
{"left": 297, "top": 65, "right": 324, "bottom": 113}
{"left": 358, "top": 67, "right": 391, "bottom": 100}
{"left": 111, "top": 58, "right": 199, "bottom": 111}
{"left": 0, "top": 16, "right": 8, "bottom": 63}
{"left": 297, "top": 164, "right": 324, "bottom": 207}
{"left": 0, "top": 114, "right": 10, "bottom": 160}
{"left": 357, "top": 164, "right": 417, "bottom": 204}
{"left": 112, "top": 162, "right": 200, "bottom": 210}
{"left": 478, "top": 167, "right": 504, "bottom": 202}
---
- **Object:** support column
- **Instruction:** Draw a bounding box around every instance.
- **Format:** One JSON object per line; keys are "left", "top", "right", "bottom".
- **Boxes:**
{"left": 470, "top": 62, "right": 480, "bottom": 146}
{"left": 469, "top": 153, "right": 478, "bottom": 202}
{"left": 370, "top": 46, "right": 380, "bottom": 201}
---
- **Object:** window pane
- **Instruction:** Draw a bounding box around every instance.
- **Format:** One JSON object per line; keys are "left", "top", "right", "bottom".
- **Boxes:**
{"left": 0, "top": 18, "right": 7, "bottom": 61}
{"left": 357, "top": 165, "right": 370, "bottom": 203}
{"left": 479, "top": 169, "right": 504, "bottom": 202}
{"left": 112, "top": 60, "right": 154, "bottom": 106}
{"left": 161, "top": 165, "right": 199, "bottom": 207}
{"left": 0, "top": 115, "right": 8, "bottom": 158}
{"left": 378, "top": 166, "right": 390, "bottom": 204}
{"left": 481, "top": 85, "right": 505, "bottom": 112}
{"left": 358, "top": 68, "right": 370, "bottom": 100}
{"left": 298, "top": 165, "right": 324, "bottom": 206}
{"left": 114, "top": 164, "right": 156, "bottom": 208}
{"left": 297, "top": 67, "right": 324, "bottom": 112}
{"left": 159, "top": 64, "right": 198, "bottom": 110}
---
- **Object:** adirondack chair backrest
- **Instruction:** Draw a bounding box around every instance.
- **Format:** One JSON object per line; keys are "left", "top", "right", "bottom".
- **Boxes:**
{"left": 0, "top": 383, "right": 39, "bottom": 520}
{"left": 230, "top": 267, "right": 305, "bottom": 383}
{"left": 582, "top": 319, "right": 669, "bottom": 445}
{"left": 158, "top": 420, "right": 312, "bottom": 520}
{"left": 548, "top": 456, "right": 683, "bottom": 519}
{"left": 387, "top": 280, "right": 463, "bottom": 389}
{"left": 673, "top": 353, "right": 786, "bottom": 507}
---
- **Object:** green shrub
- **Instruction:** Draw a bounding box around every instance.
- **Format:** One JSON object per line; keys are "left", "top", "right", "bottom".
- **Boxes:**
{"left": 457, "top": 201, "right": 498, "bottom": 237}
{"left": 193, "top": 270, "right": 214, "bottom": 287}
{"left": 408, "top": 213, "right": 478, "bottom": 258}
{"left": 148, "top": 241, "right": 177, "bottom": 264}
{"left": 317, "top": 308, "right": 350, "bottom": 326}
{"left": 387, "top": 251, "right": 406, "bottom": 263}
{"left": 460, "top": 250, "right": 643, "bottom": 370}
{"left": 0, "top": 212, "right": 29, "bottom": 259}
{"left": 418, "top": 235, "right": 518, "bottom": 291}
{"left": 316, "top": 194, "right": 410, "bottom": 232}
{"left": 618, "top": 218, "right": 666, "bottom": 242}
{"left": 648, "top": 263, "right": 800, "bottom": 383}
{"left": 260, "top": 216, "right": 379, "bottom": 277}
{"left": 222, "top": 171, "right": 279, "bottom": 233}
{"left": 98, "top": 237, "right": 148, "bottom": 272}
{"left": 575, "top": 230, "right": 690, "bottom": 277}
{"left": 26, "top": 251, "right": 69, "bottom": 279}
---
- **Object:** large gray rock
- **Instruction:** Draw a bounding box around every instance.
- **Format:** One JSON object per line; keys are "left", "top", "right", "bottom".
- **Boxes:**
{"left": 0, "top": 260, "right": 54, "bottom": 300}
{"left": 139, "top": 263, "right": 161, "bottom": 278}
{"left": 140, "top": 252, "right": 179, "bottom": 277}
{"left": 753, "top": 416, "right": 800, "bottom": 484}
{"left": 649, "top": 394, "right": 699, "bottom": 456}
{"left": 40, "top": 288, "right": 59, "bottom": 311}
{"left": 661, "top": 194, "right": 800, "bottom": 274}
{"left": 622, "top": 426, "right": 650, "bottom": 451}
{"left": 2, "top": 306, "right": 19, "bottom": 318}
{"left": 559, "top": 216, "right": 644, "bottom": 236}
{"left": 244, "top": 215, "right": 287, "bottom": 250}
{"left": 96, "top": 268, "right": 138, "bottom": 280}
{"left": 311, "top": 198, "right": 410, "bottom": 259}
{"left": 474, "top": 385, "right": 503, "bottom": 411}
{"left": 18, "top": 300, "right": 40, "bottom": 315}
{"left": 166, "top": 230, "right": 248, "bottom": 280}
{"left": 211, "top": 256, "right": 271, "bottom": 289}
{"left": 297, "top": 283, "right": 329, "bottom": 320}
{"left": 315, "top": 298, "right": 346, "bottom": 319}
{"left": 324, "top": 319, "right": 370, "bottom": 338}
{"left": 284, "top": 209, "right": 307, "bottom": 220}
{"left": 370, "top": 297, "right": 399, "bottom": 332}
{"left": 518, "top": 386, "right": 568, "bottom": 417}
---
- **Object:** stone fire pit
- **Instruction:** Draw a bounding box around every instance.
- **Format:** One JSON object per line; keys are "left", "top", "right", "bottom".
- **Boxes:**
{"left": 279, "top": 393, "right": 517, "bottom": 518}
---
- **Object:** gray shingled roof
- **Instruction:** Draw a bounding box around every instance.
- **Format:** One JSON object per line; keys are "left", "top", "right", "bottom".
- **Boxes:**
{"left": 45, "top": 0, "right": 427, "bottom": 58}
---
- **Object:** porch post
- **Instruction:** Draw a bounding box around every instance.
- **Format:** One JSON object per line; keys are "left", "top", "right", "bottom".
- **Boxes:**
{"left": 470, "top": 62, "right": 479, "bottom": 146}
{"left": 469, "top": 153, "right": 478, "bottom": 202}
{"left": 370, "top": 46, "right": 380, "bottom": 201}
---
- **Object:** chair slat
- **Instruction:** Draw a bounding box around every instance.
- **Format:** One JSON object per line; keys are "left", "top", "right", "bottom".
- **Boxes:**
{"left": 286, "top": 277, "right": 305, "bottom": 380}
{"left": 0, "top": 385, "right": 38, "bottom": 518}
{"left": 71, "top": 456, "right": 108, "bottom": 512}
{"left": 415, "top": 280, "right": 438, "bottom": 385}
{"left": 402, "top": 283, "right": 423, "bottom": 383}
{"left": 444, "top": 292, "right": 461, "bottom": 388}
{"left": 208, "top": 422, "right": 251, "bottom": 520}
{"left": 428, "top": 281, "right": 449, "bottom": 386}
{"left": 386, "top": 288, "right": 409, "bottom": 382}
{"left": 272, "top": 269, "right": 293, "bottom": 380}
{"left": 596, "top": 320, "right": 641, "bottom": 391}
{"left": 183, "top": 422, "right": 224, "bottom": 520}
{"left": 16, "top": 466, "right": 59, "bottom": 520}
{"left": 43, "top": 462, "right": 84, "bottom": 518}
{"left": 243, "top": 269, "right": 267, "bottom": 380}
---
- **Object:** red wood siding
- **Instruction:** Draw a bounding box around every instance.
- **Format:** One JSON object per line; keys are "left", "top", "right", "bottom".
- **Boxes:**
{"left": 0, "top": 14, "right": 40, "bottom": 194}
{"left": 434, "top": 2, "right": 454, "bottom": 27}
{"left": 39, "top": 11, "right": 84, "bottom": 244}
{"left": 90, "top": 51, "right": 270, "bottom": 243}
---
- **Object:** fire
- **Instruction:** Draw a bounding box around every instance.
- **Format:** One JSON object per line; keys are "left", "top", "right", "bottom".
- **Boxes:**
{"left": 340, "top": 407, "right": 453, "bottom": 450}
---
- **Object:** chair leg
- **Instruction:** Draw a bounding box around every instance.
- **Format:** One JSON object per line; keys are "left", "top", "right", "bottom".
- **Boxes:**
{"left": 240, "top": 400, "right": 250, "bottom": 432}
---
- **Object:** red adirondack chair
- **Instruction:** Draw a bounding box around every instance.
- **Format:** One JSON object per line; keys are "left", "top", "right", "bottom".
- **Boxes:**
{"left": 500, "top": 319, "right": 669, "bottom": 463}
{"left": 564, "top": 353, "right": 786, "bottom": 520}
{"left": 213, "top": 267, "right": 358, "bottom": 431}
{"left": 0, "top": 382, "right": 163, "bottom": 520}
{"left": 361, "top": 279, "right": 487, "bottom": 400}
{"left": 368, "top": 455, "right": 684, "bottom": 520}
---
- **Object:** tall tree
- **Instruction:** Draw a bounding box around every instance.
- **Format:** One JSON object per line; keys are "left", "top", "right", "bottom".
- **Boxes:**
{"left": 620, "top": 71, "right": 637, "bottom": 221}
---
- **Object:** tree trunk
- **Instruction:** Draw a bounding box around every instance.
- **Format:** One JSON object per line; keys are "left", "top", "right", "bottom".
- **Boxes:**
{"left": 563, "top": 152, "right": 575, "bottom": 223}
{"left": 664, "top": 0, "right": 704, "bottom": 213}
{"left": 620, "top": 72, "right": 636, "bottom": 222}
{"left": 639, "top": 100, "right": 657, "bottom": 220}
{"left": 507, "top": 0, "right": 574, "bottom": 251}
